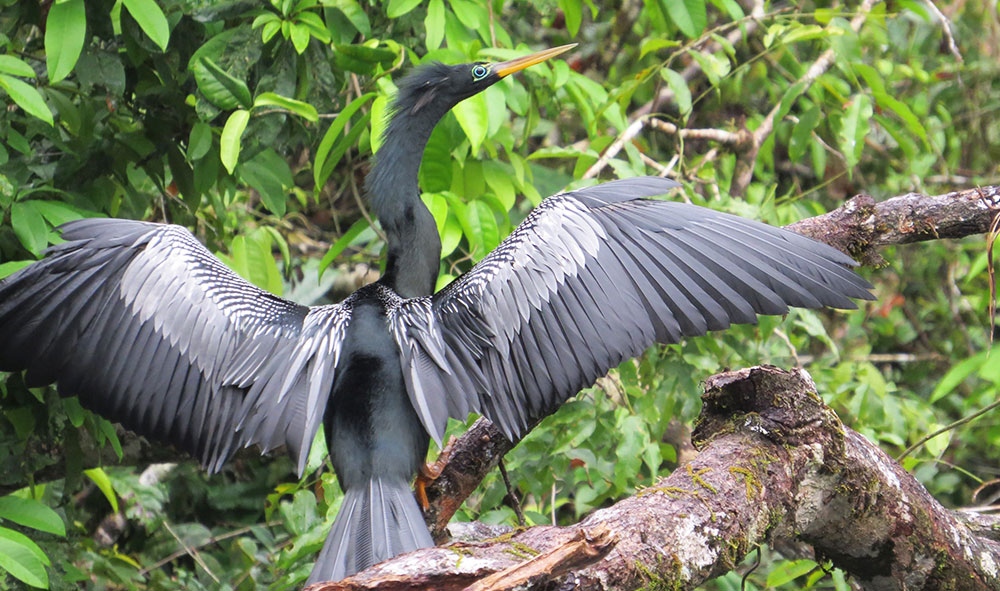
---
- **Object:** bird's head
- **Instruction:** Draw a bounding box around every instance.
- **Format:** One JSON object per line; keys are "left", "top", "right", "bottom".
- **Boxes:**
{"left": 393, "top": 44, "right": 576, "bottom": 118}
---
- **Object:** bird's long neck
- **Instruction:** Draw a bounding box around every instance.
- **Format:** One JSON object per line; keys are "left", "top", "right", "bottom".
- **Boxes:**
{"left": 365, "top": 106, "right": 444, "bottom": 299}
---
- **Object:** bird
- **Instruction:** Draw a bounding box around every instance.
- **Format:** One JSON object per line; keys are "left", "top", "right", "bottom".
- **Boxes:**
{"left": 0, "top": 44, "right": 874, "bottom": 583}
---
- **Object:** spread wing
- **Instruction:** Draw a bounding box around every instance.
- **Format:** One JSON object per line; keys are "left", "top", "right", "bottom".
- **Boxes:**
{"left": 0, "top": 219, "right": 349, "bottom": 474}
{"left": 389, "top": 177, "right": 874, "bottom": 442}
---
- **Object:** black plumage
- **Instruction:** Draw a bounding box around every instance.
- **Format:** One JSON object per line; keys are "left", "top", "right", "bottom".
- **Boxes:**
{"left": 0, "top": 44, "right": 873, "bottom": 583}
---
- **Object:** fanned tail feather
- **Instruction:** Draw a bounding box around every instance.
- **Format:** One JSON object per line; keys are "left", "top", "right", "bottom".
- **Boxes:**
{"left": 306, "top": 477, "right": 433, "bottom": 584}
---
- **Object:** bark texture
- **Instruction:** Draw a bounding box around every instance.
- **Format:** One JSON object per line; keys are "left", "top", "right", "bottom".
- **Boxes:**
{"left": 306, "top": 366, "right": 1000, "bottom": 591}
{"left": 785, "top": 185, "right": 1000, "bottom": 266}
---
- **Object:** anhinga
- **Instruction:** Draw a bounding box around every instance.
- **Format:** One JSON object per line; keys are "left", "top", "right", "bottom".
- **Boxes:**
{"left": 0, "top": 45, "right": 873, "bottom": 583}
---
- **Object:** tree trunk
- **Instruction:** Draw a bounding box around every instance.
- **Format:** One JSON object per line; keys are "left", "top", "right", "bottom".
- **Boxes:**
{"left": 306, "top": 366, "right": 1000, "bottom": 591}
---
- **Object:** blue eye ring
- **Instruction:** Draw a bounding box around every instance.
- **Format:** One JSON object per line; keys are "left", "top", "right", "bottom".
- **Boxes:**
{"left": 472, "top": 64, "right": 490, "bottom": 81}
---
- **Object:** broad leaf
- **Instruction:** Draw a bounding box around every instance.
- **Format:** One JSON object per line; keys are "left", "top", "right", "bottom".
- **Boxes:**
{"left": 425, "top": 0, "right": 445, "bottom": 51}
{"left": 0, "top": 496, "right": 65, "bottom": 536}
{"left": 199, "top": 57, "right": 253, "bottom": 109}
{"left": 10, "top": 201, "right": 49, "bottom": 256}
{"left": 0, "top": 529, "right": 47, "bottom": 588}
{"left": 452, "top": 92, "right": 488, "bottom": 153}
{"left": 314, "top": 92, "right": 375, "bottom": 189}
{"left": 122, "top": 0, "right": 170, "bottom": 51}
{"left": 254, "top": 92, "right": 319, "bottom": 122}
{"left": 220, "top": 109, "right": 250, "bottom": 174}
{"left": 386, "top": 0, "right": 421, "bottom": 18}
{"left": 45, "top": 0, "right": 87, "bottom": 83}
{"left": 0, "top": 75, "right": 53, "bottom": 126}
{"left": 83, "top": 468, "right": 118, "bottom": 513}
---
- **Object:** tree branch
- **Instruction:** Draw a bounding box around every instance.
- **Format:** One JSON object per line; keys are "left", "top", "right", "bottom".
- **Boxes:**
{"left": 784, "top": 185, "right": 1000, "bottom": 266}
{"left": 306, "top": 366, "right": 1000, "bottom": 590}
{"left": 731, "top": 0, "right": 881, "bottom": 196}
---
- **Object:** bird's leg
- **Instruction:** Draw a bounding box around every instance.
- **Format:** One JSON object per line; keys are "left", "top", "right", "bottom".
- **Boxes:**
{"left": 415, "top": 435, "right": 458, "bottom": 510}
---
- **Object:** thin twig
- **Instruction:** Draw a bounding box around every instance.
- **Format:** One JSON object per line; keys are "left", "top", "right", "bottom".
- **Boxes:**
{"left": 732, "top": 0, "right": 881, "bottom": 195}
{"left": 140, "top": 521, "right": 284, "bottom": 576}
{"left": 348, "top": 170, "right": 386, "bottom": 242}
{"left": 898, "top": 399, "right": 1000, "bottom": 460}
{"left": 980, "top": 186, "right": 1000, "bottom": 347}
{"left": 923, "top": 0, "right": 964, "bottom": 62}
{"left": 582, "top": 117, "right": 647, "bottom": 179}
{"left": 648, "top": 118, "right": 752, "bottom": 146}
{"left": 487, "top": 1, "right": 497, "bottom": 48}
{"left": 498, "top": 459, "right": 526, "bottom": 527}
{"left": 161, "top": 520, "right": 220, "bottom": 583}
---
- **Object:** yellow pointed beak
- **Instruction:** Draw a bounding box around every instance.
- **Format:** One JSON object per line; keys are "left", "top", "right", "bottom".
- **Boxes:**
{"left": 493, "top": 43, "right": 577, "bottom": 78}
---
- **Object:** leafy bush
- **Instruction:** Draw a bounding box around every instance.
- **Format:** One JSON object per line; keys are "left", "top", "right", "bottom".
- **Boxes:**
{"left": 0, "top": 0, "right": 997, "bottom": 588}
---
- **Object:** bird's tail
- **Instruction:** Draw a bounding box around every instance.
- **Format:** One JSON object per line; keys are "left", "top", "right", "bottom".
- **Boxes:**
{"left": 306, "top": 476, "right": 433, "bottom": 584}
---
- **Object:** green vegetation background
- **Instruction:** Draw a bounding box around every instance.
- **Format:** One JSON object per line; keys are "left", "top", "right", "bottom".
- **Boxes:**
{"left": 0, "top": 0, "right": 997, "bottom": 588}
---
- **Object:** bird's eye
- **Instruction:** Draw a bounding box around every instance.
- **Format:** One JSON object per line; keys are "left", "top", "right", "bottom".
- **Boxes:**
{"left": 471, "top": 64, "right": 490, "bottom": 81}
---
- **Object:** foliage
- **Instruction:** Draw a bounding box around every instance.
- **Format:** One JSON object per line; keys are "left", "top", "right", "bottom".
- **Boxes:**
{"left": 0, "top": 0, "right": 997, "bottom": 588}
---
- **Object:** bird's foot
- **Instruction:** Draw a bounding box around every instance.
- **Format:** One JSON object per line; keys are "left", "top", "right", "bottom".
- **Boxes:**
{"left": 415, "top": 435, "right": 458, "bottom": 510}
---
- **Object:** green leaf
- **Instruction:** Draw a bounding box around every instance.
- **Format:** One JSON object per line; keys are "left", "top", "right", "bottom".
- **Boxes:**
{"left": 83, "top": 468, "right": 119, "bottom": 513}
{"left": 225, "top": 232, "right": 283, "bottom": 294}
{"left": 327, "top": 0, "right": 370, "bottom": 36}
{"left": 0, "top": 528, "right": 48, "bottom": 588}
{"left": 31, "top": 200, "right": 89, "bottom": 227}
{"left": 318, "top": 110, "right": 370, "bottom": 190}
{"left": 220, "top": 109, "right": 250, "bottom": 174}
{"left": 188, "top": 27, "right": 257, "bottom": 109}
{"left": 63, "top": 397, "right": 85, "bottom": 428}
{"left": 0, "top": 56, "right": 35, "bottom": 78}
{"left": 923, "top": 423, "right": 951, "bottom": 458}
{"left": 319, "top": 218, "right": 369, "bottom": 278}
{"left": 448, "top": 0, "right": 483, "bottom": 29}
{"left": 386, "top": 0, "right": 421, "bottom": 18}
{"left": 122, "top": 0, "right": 170, "bottom": 51}
{"left": 662, "top": 0, "right": 706, "bottom": 38}
{"left": 295, "top": 11, "right": 331, "bottom": 43}
{"left": 45, "top": 0, "right": 87, "bottom": 83}
{"left": 199, "top": 57, "right": 253, "bottom": 109}
{"left": 370, "top": 94, "right": 389, "bottom": 154}
{"left": 440, "top": 213, "right": 462, "bottom": 258}
{"left": 462, "top": 200, "right": 499, "bottom": 261}
{"left": 766, "top": 559, "right": 818, "bottom": 587}
{"left": 0, "top": 261, "right": 33, "bottom": 280}
{"left": 781, "top": 24, "right": 827, "bottom": 44}
{"left": 254, "top": 92, "right": 319, "bottom": 122}
{"left": 290, "top": 22, "right": 310, "bottom": 53}
{"left": 660, "top": 68, "right": 692, "bottom": 115}
{"left": 708, "top": 0, "right": 744, "bottom": 20}
{"left": 452, "top": 92, "right": 488, "bottom": 153}
{"left": 188, "top": 121, "right": 212, "bottom": 160}
{"left": 239, "top": 149, "right": 293, "bottom": 217}
{"left": 11, "top": 201, "right": 49, "bottom": 256}
{"left": 314, "top": 92, "right": 375, "bottom": 190}
{"left": 482, "top": 161, "right": 516, "bottom": 210}
{"left": 640, "top": 38, "right": 680, "bottom": 59}
{"left": 854, "top": 63, "right": 928, "bottom": 144}
{"left": 260, "top": 19, "right": 281, "bottom": 43}
{"left": 558, "top": 0, "right": 582, "bottom": 36}
{"left": 96, "top": 418, "right": 123, "bottom": 459}
{"left": 425, "top": 0, "right": 445, "bottom": 51}
{"left": 688, "top": 50, "right": 729, "bottom": 85}
{"left": 0, "top": 496, "right": 65, "bottom": 536}
{"left": 838, "top": 93, "right": 872, "bottom": 170}
{"left": 930, "top": 352, "right": 986, "bottom": 402}
{"left": 0, "top": 75, "right": 53, "bottom": 126}
{"left": 790, "top": 104, "right": 820, "bottom": 161}
{"left": 775, "top": 80, "right": 807, "bottom": 123}
{"left": 333, "top": 44, "right": 396, "bottom": 64}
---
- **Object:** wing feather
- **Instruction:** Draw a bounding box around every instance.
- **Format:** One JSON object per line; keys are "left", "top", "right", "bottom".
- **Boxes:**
{"left": 0, "top": 219, "right": 350, "bottom": 473}
{"left": 390, "top": 177, "right": 874, "bottom": 442}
